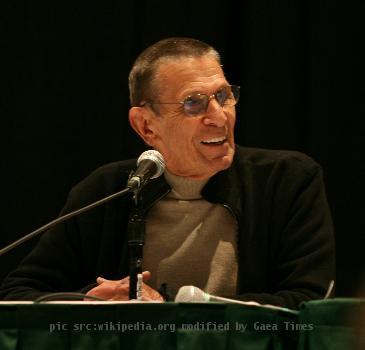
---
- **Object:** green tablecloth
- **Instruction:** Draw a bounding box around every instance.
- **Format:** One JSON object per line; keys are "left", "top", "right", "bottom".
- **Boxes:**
{"left": 298, "top": 299, "right": 365, "bottom": 350}
{"left": 0, "top": 299, "right": 363, "bottom": 350}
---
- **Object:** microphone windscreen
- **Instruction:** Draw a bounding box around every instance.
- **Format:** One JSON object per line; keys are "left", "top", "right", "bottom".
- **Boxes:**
{"left": 175, "top": 286, "right": 209, "bottom": 302}
{"left": 137, "top": 150, "right": 165, "bottom": 179}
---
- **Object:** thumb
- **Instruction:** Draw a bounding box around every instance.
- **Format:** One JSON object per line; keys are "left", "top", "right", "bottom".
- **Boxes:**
{"left": 142, "top": 270, "right": 151, "bottom": 282}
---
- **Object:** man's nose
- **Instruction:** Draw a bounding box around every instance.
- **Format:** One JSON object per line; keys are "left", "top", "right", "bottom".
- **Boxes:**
{"left": 202, "top": 98, "right": 227, "bottom": 127}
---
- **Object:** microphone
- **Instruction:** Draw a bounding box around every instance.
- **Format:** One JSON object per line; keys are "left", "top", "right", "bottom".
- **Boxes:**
{"left": 175, "top": 286, "right": 260, "bottom": 306}
{"left": 127, "top": 150, "right": 165, "bottom": 191}
{"left": 175, "top": 286, "right": 298, "bottom": 314}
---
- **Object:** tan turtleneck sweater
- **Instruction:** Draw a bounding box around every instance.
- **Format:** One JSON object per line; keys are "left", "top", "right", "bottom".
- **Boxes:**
{"left": 143, "top": 171, "right": 238, "bottom": 299}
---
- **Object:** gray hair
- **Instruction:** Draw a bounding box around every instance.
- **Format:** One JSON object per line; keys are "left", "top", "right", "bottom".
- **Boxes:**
{"left": 128, "top": 37, "right": 221, "bottom": 108}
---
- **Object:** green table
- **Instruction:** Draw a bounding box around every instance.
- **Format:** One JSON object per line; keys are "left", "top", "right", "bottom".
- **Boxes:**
{"left": 0, "top": 299, "right": 363, "bottom": 350}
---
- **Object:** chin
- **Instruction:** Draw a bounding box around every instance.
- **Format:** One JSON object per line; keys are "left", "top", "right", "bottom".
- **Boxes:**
{"left": 204, "top": 153, "right": 234, "bottom": 177}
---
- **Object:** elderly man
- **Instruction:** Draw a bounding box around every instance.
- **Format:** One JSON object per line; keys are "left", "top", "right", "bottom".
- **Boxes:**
{"left": 0, "top": 38, "right": 335, "bottom": 309}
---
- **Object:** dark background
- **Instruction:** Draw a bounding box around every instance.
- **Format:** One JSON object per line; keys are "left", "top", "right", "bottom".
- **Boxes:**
{"left": 1, "top": 0, "right": 364, "bottom": 297}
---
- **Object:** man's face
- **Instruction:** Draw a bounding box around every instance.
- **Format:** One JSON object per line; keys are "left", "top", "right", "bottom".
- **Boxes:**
{"left": 132, "top": 55, "right": 236, "bottom": 179}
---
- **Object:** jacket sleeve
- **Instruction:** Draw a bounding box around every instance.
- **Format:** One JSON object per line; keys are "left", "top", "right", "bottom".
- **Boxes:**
{"left": 236, "top": 158, "right": 335, "bottom": 310}
{"left": 0, "top": 190, "right": 97, "bottom": 301}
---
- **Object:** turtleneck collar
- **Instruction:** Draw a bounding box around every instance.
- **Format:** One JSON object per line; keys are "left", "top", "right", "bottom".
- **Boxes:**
{"left": 163, "top": 170, "right": 209, "bottom": 200}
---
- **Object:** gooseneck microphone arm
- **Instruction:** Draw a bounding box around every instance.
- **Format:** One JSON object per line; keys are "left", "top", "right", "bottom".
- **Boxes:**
{"left": 0, "top": 150, "right": 165, "bottom": 258}
{"left": 126, "top": 150, "right": 165, "bottom": 300}
{"left": 0, "top": 150, "right": 165, "bottom": 302}
{"left": 0, "top": 187, "right": 131, "bottom": 257}
{"left": 127, "top": 201, "right": 145, "bottom": 300}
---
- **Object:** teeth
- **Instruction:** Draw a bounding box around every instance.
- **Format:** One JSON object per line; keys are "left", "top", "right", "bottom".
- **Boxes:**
{"left": 202, "top": 136, "right": 226, "bottom": 144}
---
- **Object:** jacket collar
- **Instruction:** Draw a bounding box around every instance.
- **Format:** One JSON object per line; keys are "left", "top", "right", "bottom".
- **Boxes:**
{"left": 202, "top": 153, "right": 244, "bottom": 221}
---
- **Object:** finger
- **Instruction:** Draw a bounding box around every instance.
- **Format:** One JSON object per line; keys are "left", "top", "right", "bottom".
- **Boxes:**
{"left": 119, "top": 276, "right": 129, "bottom": 285}
{"left": 97, "top": 275, "right": 129, "bottom": 285}
{"left": 142, "top": 271, "right": 151, "bottom": 282}
{"left": 141, "top": 291, "right": 164, "bottom": 302}
{"left": 87, "top": 281, "right": 130, "bottom": 300}
{"left": 86, "top": 285, "right": 103, "bottom": 298}
{"left": 140, "top": 283, "right": 164, "bottom": 301}
{"left": 96, "top": 277, "right": 107, "bottom": 284}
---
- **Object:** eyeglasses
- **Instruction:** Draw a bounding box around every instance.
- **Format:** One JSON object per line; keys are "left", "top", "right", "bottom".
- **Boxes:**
{"left": 141, "top": 85, "right": 240, "bottom": 116}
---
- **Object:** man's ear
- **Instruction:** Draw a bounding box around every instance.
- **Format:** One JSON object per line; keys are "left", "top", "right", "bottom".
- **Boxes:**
{"left": 129, "top": 107, "right": 157, "bottom": 146}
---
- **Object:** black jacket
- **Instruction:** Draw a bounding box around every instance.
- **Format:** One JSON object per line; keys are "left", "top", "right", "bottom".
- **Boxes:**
{"left": 0, "top": 146, "right": 335, "bottom": 309}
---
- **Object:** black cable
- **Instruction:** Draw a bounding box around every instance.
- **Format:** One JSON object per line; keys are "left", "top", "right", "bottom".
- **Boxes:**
{"left": 34, "top": 292, "right": 107, "bottom": 303}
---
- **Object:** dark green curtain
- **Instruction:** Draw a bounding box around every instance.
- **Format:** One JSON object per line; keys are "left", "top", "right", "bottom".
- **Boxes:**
{"left": 1, "top": 0, "right": 364, "bottom": 297}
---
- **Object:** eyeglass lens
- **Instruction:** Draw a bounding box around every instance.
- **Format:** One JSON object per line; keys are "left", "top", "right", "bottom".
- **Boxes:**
{"left": 183, "top": 86, "right": 239, "bottom": 115}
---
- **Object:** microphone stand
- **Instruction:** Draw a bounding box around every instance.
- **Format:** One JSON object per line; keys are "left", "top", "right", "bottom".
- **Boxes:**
{"left": 0, "top": 187, "right": 131, "bottom": 257}
{"left": 127, "top": 190, "right": 146, "bottom": 300}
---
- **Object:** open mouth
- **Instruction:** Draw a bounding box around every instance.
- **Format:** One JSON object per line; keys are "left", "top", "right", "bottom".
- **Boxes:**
{"left": 201, "top": 136, "right": 227, "bottom": 146}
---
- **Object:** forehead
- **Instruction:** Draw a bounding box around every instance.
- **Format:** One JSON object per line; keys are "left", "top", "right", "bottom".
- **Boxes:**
{"left": 154, "top": 56, "right": 228, "bottom": 99}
